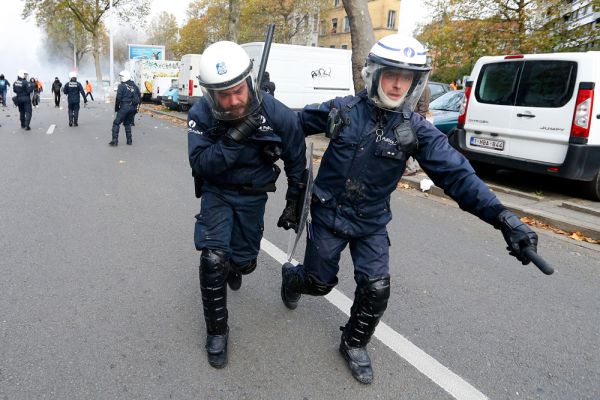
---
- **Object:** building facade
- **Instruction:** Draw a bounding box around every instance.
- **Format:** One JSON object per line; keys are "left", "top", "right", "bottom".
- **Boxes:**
{"left": 562, "top": 0, "right": 600, "bottom": 50}
{"left": 318, "top": 0, "right": 401, "bottom": 49}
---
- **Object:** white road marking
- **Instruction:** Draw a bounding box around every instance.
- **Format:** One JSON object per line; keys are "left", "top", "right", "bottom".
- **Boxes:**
{"left": 46, "top": 124, "right": 56, "bottom": 135}
{"left": 261, "top": 238, "right": 489, "bottom": 400}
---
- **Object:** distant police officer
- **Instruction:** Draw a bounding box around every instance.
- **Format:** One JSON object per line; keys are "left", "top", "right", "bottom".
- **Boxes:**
{"left": 0, "top": 74, "right": 10, "bottom": 107}
{"left": 280, "top": 34, "right": 539, "bottom": 384}
{"left": 51, "top": 77, "right": 63, "bottom": 108}
{"left": 188, "top": 41, "right": 306, "bottom": 369}
{"left": 63, "top": 71, "right": 86, "bottom": 126}
{"left": 110, "top": 70, "right": 140, "bottom": 146}
{"left": 12, "top": 69, "right": 33, "bottom": 130}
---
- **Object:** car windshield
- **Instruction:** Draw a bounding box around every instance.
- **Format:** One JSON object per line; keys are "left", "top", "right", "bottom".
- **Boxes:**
{"left": 430, "top": 90, "right": 464, "bottom": 112}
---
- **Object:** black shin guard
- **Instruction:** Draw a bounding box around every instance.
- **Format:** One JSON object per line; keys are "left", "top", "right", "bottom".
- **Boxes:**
{"left": 281, "top": 263, "right": 337, "bottom": 310}
{"left": 340, "top": 274, "right": 390, "bottom": 384}
{"left": 199, "top": 249, "right": 229, "bottom": 368}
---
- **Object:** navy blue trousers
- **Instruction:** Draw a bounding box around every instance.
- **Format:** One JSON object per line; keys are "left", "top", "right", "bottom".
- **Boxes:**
{"left": 194, "top": 187, "right": 267, "bottom": 265}
{"left": 302, "top": 211, "right": 390, "bottom": 285}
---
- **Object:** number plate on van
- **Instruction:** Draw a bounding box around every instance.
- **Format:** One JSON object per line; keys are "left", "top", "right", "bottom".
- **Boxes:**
{"left": 470, "top": 137, "right": 505, "bottom": 151}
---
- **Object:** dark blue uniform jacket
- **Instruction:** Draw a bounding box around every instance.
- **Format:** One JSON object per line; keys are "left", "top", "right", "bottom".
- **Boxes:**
{"left": 63, "top": 80, "right": 86, "bottom": 104}
{"left": 188, "top": 92, "right": 306, "bottom": 200}
{"left": 13, "top": 78, "right": 33, "bottom": 99}
{"left": 115, "top": 80, "right": 140, "bottom": 111}
{"left": 299, "top": 91, "right": 504, "bottom": 237}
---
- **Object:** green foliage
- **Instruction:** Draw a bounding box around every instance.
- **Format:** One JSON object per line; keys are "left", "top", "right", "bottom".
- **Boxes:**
{"left": 418, "top": 0, "right": 600, "bottom": 80}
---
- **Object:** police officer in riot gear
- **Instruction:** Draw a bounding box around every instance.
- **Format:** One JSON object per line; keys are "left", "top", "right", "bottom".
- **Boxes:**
{"left": 280, "top": 34, "right": 539, "bottom": 384}
{"left": 12, "top": 69, "right": 33, "bottom": 130}
{"left": 63, "top": 71, "right": 86, "bottom": 126}
{"left": 188, "top": 41, "right": 306, "bottom": 369}
{"left": 110, "top": 70, "right": 140, "bottom": 146}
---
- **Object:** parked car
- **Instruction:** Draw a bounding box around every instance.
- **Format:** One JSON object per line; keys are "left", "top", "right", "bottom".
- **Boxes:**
{"left": 450, "top": 52, "right": 600, "bottom": 200}
{"left": 430, "top": 90, "right": 464, "bottom": 134}
{"left": 161, "top": 87, "right": 179, "bottom": 111}
{"left": 428, "top": 81, "right": 452, "bottom": 101}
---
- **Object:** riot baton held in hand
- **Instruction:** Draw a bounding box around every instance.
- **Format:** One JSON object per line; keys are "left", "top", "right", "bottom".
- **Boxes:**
{"left": 255, "top": 23, "right": 275, "bottom": 92}
{"left": 523, "top": 247, "right": 554, "bottom": 275}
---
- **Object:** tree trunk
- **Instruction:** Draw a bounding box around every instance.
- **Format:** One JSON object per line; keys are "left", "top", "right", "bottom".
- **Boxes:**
{"left": 342, "top": 0, "right": 375, "bottom": 92}
{"left": 227, "top": 0, "right": 241, "bottom": 42}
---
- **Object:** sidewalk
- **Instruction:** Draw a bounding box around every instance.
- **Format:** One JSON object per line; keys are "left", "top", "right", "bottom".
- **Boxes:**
{"left": 144, "top": 106, "right": 600, "bottom": 242}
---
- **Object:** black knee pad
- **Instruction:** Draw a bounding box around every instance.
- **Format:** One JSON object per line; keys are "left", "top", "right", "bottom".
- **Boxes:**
{"left": 304, "top": 272, "right": 338, "bottom": 296}
{"left": 231, "top": 259, "right": 257, "bottom": 275}
{"left": 200, "top": 248, "right": 229, "bottom": 285}
{"left": 356, "top": 274, "right": 390, "bottom": 315}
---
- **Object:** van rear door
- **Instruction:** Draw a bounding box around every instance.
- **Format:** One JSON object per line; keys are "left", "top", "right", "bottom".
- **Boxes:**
{"left": 510, "top": 60, "right": 577, "bottom": 163}
{"left": 467, "top": 61, "right": 522, "bottom": 154}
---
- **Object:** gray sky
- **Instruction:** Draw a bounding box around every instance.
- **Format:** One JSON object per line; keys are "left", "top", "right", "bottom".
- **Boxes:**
{"left": 0, "top": 0, "right": 430, "bottom": 83}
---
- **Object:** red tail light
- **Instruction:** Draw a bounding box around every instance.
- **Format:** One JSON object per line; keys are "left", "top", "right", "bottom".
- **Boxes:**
{"left": 571, "top": 83, "right": 595, "bottom": 139}
{"left": 189, "top": 80, "right": 193, "bottom": 97}
{"left": 457, "top": 82, "right": 472, "bottom": 128}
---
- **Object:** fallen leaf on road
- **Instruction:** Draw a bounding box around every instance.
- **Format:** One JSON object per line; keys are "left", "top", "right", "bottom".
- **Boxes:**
{"left": 521, "top": 216, "right": 599, "bottom": 244}
{"left": 118, "top": 160, "right": 126, "bottom": 164}
{"left": 397, "top": 182, "right": 412, "bottom": 190}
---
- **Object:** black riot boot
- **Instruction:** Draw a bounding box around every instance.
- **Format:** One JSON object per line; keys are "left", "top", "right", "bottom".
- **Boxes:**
{"left": 126, "top": 132, "right": 132, "bottom": 145}
{"left": 339, "top": 275, "right": 390, "bottom": 384}
{"left": 281, "top": 262, "right": 337, "bottom": 310}
{"left": 199, "top": 249, "right": 230, "bottom": 368}
{"left": 227, "top": 259, "right": 256, "bottom": 291}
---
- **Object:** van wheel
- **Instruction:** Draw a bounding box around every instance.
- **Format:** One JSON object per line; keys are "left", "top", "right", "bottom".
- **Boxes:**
{"left": 582, "top": 170, "right": 600, "bottom": 201}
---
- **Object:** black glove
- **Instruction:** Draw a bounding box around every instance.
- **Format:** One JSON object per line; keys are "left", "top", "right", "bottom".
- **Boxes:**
{"left": 277, "top": 199, "right": 300, "bottom": 232}
{"left": 496, "top": 210, "right": 538, "bottom": 265}
{"left": 261, "top": 143, "right": 282, "bottom": 163}
{"left": 226, "top": 113, "right": 262, "bottom": 143}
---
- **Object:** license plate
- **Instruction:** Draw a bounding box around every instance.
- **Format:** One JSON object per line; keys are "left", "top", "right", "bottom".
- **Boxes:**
{"left": 470, "top": 136, "right": 505, "bottom": 151}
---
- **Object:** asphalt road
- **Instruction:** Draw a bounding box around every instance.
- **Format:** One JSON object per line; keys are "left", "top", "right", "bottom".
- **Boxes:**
{"left": 0, "top": 101, "right": 599, "bottom": 400}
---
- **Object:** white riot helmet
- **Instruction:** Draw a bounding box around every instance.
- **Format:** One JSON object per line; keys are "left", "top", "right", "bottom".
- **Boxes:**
{"left": 119, "top": 70, "right": 131, "bottom": 82}
{"left": 197, "top": 41, "right": 260, "bottom": 121}
{"left": 68, "top": 71, "right": 77, "bottom": 79}
{"left": 17, "top": 69, "right": 28, "bottom": 79}
{"left": 362, "top": 34, "right": 431, "bottom": 112}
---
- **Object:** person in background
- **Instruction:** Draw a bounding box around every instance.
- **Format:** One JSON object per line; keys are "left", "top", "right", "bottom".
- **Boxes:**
{"left": 51, "top": 77, "right": 62, "bottom": 108}
{"left": 0, "top": 74, "right": 11, "bottom": 107}
{"left": 30, "top": 78, "right": 40, "bottom": 108}
{"left": 449, "top": 80, "right": 458, "bottom": 90}
{"left": 63, "top": 71, "right": 87, "bottom": 127}
{"left": 110, "top": 70, "right": 140, "bottom": 146}
{"left": 84, "top": 80, "right": 94, "bottom": 101}
{"left": 13, "top": 69, "right": 33, "bottom": 130}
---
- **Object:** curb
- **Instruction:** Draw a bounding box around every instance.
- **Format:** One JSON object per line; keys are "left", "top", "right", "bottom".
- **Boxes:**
{"left": 141, "top": 105, "right": 187, "bottom": 121}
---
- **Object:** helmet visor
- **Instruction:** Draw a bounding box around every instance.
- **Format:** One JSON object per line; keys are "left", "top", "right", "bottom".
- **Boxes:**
{"left": 364, "top": 63, "right": 430, "bottom": 112}
{"left": 200, "top": 73, "right": 261, "bottom": 121}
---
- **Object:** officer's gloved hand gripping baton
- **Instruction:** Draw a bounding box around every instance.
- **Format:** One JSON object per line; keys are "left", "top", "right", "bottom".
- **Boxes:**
{"left": 496, "top": 210, "right": 554, "bottom": 275}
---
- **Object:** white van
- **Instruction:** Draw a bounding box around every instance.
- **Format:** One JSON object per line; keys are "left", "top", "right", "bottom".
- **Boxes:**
{"left": 241, "top": 42, "right": 354, "bottom": 110}
{"left": 451, "top": 52, "right": 600, "bottom": 200}
{"left": 178, "top": 54, "right": 203, "bottom": 111}
{"left": 151, "top": 77, "right": 178, "bottom": 103}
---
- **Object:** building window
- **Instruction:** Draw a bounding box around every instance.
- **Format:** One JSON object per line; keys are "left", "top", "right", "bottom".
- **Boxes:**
{"left": 343, "top": 16, "right": 350, "bottom": 32}
{"left": 387, "top": 10, "right": 397, "bottom": 29}
{"left": 341, "top": 44, "right": 348, "bottom": 49}
{"left": 330, "top": 45, "right": 336, "bottom": 48}
{"left": 320, "top": 20, "right": 326, "bottom": 35}
{"left": 332, "top": 18, "right": 338, "bottom": 34}
{"left": 334, "top": 0, "right": 340, "bottom": 6}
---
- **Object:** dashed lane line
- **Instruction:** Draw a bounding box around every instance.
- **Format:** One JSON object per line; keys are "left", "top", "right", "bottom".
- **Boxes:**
{"left": 260, "top": 238, "right": 489, "bottom": 400}
{"left": 46, "top": 124, "right": 55, "bottom": 135}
